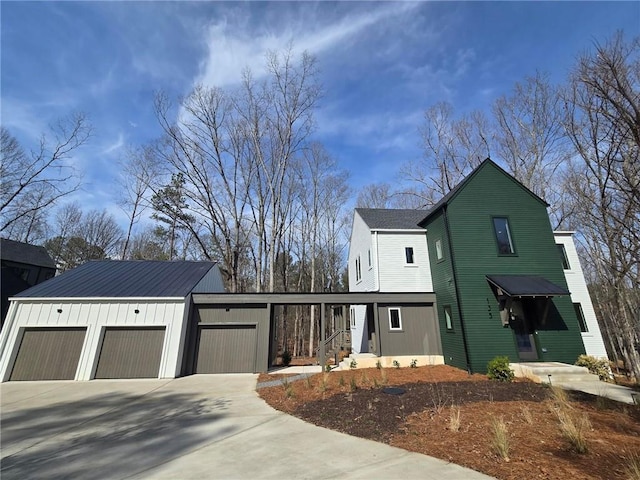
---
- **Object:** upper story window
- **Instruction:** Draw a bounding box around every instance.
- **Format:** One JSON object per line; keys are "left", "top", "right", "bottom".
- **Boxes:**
{"left": 435, "top": 239, "right": 444, "bottom": 261}
{"left": 405, "top": 247, "right": 415, "bottom": 264}
{"left": 389, "top": 308, "right": 402, "bottom": 330}
{"left": 557, "top": 244, "right": 570, "bottom": 270}
{"left": 574, "top": 303, "right": 588, "bottom": 332}
{"left": 350, "top": 307, "right": 356, "bottom": 328}
{"left": 444, "top": 305, "right": 453, "bottom": 331}
{"left": 367, "top": 249, "right": 372, "bottom": 268}
{"left": 356, "top": 255, "right": 362, "bottom": 281}
{"left": 493, "top": 217, "right": 515, "bottom": 255}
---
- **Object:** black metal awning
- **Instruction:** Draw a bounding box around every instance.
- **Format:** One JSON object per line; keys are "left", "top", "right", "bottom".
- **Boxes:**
{"left": 486, "top": 275, "right": 570, "bottom": 298}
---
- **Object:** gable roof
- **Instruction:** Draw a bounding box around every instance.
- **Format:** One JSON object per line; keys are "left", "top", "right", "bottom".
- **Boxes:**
{"left": 355, "top": 208, "right": 427, "bottom": 230}
{"left": 15, "top": 260, "right": 224, "bottom": 298}
{"left": 0, "top": 238, "right": 56, "bottom": 269}
{"left": 418, "top": 158, "right": 549, "bottom": 226}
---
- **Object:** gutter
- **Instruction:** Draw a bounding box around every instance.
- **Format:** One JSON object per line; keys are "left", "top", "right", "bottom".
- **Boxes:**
{"left": 443, "top": 206, "right": 473, "bottom": 374}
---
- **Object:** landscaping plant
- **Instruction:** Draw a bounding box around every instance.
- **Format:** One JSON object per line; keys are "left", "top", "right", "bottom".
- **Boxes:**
{"left": 487, "top": 356, "right": 515, "bottom": 382}
{"left": 490, "top": 416, "right": 510, "bottom": 461}
{"left": 575, "top": 354, "right": 611, "bottom": 381}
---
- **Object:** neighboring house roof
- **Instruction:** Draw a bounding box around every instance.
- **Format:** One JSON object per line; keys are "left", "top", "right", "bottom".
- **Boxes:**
{"left": 355, "top": 208, "right": 428, "bottom": 230}
{"left": 486, "top": 275, "right": 570, "bottom": 297}
{"left": 418, "top": 158, "right": 549, "bottom": 226}
{"left": 0, "top": 238, "right": 56, "bottom": 269}
{"left": 15, "top": 260, "right": 224, "bottom": 298}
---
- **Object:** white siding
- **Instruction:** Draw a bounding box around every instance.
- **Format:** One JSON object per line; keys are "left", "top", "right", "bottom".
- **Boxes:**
{"left": 377, "top": 232, "right": 433, "bottom": 292}
{"left": 0, "top": 299, "right": 187, "bottom": 381}
{"left": 348, "top": 212, "right": 376, "bottom": 292}
{"left": 350, "top": 305, "right": 369, "bottom": 353}
{"left": 555, "top": 232, "right": 609, "bottom": 359}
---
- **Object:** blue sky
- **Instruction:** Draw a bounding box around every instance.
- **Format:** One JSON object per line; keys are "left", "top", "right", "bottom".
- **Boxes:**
{"left": 2, "top": 1, "right": 638, "bottom": 225}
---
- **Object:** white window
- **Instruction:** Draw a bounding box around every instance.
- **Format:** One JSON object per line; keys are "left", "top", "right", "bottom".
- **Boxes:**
{"left": 405, "top": 247, "right": 415, "bottom": 264}
{"left": 444, "top": 305, "right": 453, "bottom": 330}
{"left": 355, "top": 255, "right": 362, "bottom": 282}
{"left": 350, "top": 307, "right": 356, "bottom": 328}
{"left": 389, "top": 308, "right": 402, "bottom": 330}
{"left": 435, "top": 239, "right": 443, "bottom": 261}
{"left": 367, "top": 249, "right": 372, "bottom": 268}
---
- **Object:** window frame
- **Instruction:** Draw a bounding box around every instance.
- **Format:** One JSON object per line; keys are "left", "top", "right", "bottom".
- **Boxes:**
{"left": 404, "top": 247, "right": 415, "bottom": 265}
{"left": 573, "top": 303, "right": 588, "bottom": 332}
{"left": 443, "top": 305, "right": 453, "bottom": 331}
{"left": 367, "top": 249, "right": 372, "bottom": 269}
{"left": 350, "top": 307, "right": 356, "bottom": 328}
{"left": 492, "top": 216, "right": 516, "bottom": 255}
{"left": 388, "top": 307, "right": 402, "bottom": 331}
{"left": 557, "top": 243, "right": 570, "bottom": 270}
{"left": 355, "top": 255, "right": 362, "bottom": 282}
{"left": 435, "top": 238, "right": 444, "bottom": 262}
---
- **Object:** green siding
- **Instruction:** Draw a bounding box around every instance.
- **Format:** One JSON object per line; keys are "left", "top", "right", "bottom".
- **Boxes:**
{"left": 426, "top": 210, "right": 467, "bottom": 370}
{"left": 426, "top": 161, "right": 586, "bottom": 373}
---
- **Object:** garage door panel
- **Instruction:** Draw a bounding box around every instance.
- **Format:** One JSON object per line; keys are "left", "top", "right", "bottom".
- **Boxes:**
{"left": 95, "top": 327, "right": 165, "bottom": 379}
{"left": 196, "top": 325, "right": 256, "bottom": 373}
{"left": 10, "top": 328, "right": 86, "bottom": 381}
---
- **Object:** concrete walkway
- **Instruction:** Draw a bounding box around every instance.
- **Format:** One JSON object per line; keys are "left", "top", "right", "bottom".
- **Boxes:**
{"left": 1, "top": 375, "right": 492, "bottom": 480}
{"left": 554, "top": 380, "right": 638, "bottom": 404}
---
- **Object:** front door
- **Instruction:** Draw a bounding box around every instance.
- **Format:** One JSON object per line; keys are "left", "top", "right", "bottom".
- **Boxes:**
{"left": 511, "top": 300, "right": 538, "bottom": 361}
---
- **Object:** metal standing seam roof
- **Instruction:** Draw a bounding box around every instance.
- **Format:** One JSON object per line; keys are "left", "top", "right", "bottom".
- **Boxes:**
{"left": 486, "top": 275, "right": 570, "bottom": 297}
{"left": 15, "top": 260, "right": 223, "bottom": 298}
{"left": 0, "top": 238, "right": 56, "bottom": 269}
{"left": 355, "top": 208, "right": 428, "bottom": 230}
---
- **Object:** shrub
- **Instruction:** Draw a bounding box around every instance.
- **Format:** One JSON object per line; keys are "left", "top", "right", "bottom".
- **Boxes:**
{"left": 449, "top": 405, "right": 461, "bottom": 432}
{"left": 410, "top": 359, "right": 418, "bottom": 368}
{"left": 393, "top": 360, "right": 401, "bottom": 369}
{"left": 487, "top": 356, "right": 515, "bottom": 382}
{"left": 624, "top": 453, "right": 640, "bottom": 480}
{"left": 349, "top": 358, "right": 357, "bottom": 369}
{"left": 281, "top": 351, "right": 292, "bottom": 367}
{"left": 556, "top": 409, "right": 590, "bottom": 453}
{"left": 376, "top": 360, "right": 382, "bottom": 369}
{"left": 325, "top": 363, "right": 332, "bottom": 372}
{"left": 575, "top": 354, "right": 611, "bottom": 381}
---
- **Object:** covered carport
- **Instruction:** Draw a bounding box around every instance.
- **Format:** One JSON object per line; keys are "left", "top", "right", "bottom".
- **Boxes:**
{"left": 185, "top": 292, "right": 438, "bottom": 373}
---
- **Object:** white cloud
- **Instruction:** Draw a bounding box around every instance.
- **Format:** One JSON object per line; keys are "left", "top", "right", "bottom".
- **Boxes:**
{"left": 194, "top": 3, "right": 421, "bottom": 88}
{"left": 102, "top": 132, "right": 125, "bottom": 155}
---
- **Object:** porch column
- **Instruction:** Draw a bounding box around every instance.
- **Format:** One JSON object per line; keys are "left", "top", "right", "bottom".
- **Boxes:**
{"left": 373, "top": 302, "right": 382, "bottom": 356}
{"left": 319, "top": 303, "right": 326, "bottom": 367}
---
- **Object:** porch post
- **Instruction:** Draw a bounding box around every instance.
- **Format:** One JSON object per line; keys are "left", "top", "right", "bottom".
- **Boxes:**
{"left": 319, "top": 302, "right": 326, "bottom": 368}
{"left": 373, "top": 302, "right": 382, "bottom": 356}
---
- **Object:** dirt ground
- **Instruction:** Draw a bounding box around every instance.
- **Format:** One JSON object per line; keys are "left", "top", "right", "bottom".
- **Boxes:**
{"left": 258, "top": 365, "right": 640, "bottom": 480}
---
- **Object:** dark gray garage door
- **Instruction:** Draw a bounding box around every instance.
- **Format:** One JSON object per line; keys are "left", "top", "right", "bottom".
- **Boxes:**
{"left": 95, "top": 327, "right": 165, "bottom": 379}
{"left": 10, "top": 328, "right": 87, "bottom": 381}
{"left": 196, "top": 325, "right": 257, "bottom": 373}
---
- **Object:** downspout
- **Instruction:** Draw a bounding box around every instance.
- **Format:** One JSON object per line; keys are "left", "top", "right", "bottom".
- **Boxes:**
{"left": 443, "top": 206, "right": 473, "bottom": 374}
{"left": 373, "top": 231, "right": 380, "bottom": 292}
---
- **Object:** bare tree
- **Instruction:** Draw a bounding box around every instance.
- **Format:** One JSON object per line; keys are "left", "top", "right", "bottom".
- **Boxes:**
{"left": 564, "top": 31, "right": 640, "bottom": 380}
{"left": 356, "top": 182, "right": 393, "bottom": 208}
{"left": 402, "top": 103, "right": 490, "bottom": 206}
{"left": 118, "top": 144, "right": 159, "bottom": 258}
{"left": 0, "top": 114, "right": 90, "bottom": 237}
{"left": 493, "top": 72, "right": 574, "bottom": 227}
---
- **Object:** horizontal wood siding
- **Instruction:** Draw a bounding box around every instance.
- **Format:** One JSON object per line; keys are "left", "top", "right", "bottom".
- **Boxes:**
{"left": 377, "top": 305, "right": 441, "bottom": 356}
{"left": 10, "top": 328, "right": 86, "bottom": 381}
{"left": 95, "top": 327, "right": 165, "bottom": 379}
{"left": 447, "top": 163, "right": 585, "bottom": 373}
{"left": 424, "top": 210, "right": 467, "bottom": 370}
{"left": 349, "top": 212, "right": 376, "bottom": 292}
{"left": 555, "top": 233, "right": 609, "bottom": 359}
{"left": 377, "top": 232, "right": 433, "bottom": 292}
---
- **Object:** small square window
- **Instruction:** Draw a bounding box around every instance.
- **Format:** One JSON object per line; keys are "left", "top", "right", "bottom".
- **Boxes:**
{"left": 574, "top": 303, "right": 588, "bottom": 332}
{"left": 435, "top": 239, "right": 443, "bottom": 261}
{"left": 389, "top": 308, "right": 402, "bottom": 330}
{"left": 444, "top": 305, "right": 453, "bottom": 331}
{"left": 493, "top": 217, "right": 515, "bottom": 254}
{"left": 557, "top": 244, "right": 570, "bottom": 270}
{"left": 405, "top": 247, "right": 414, "bottom": 264}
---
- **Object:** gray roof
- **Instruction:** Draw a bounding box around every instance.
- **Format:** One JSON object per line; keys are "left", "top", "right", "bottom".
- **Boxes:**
{"left": 1, "top": 238, "right": 56, "bottom": 269}
{"left": 16, "top": 260, "right": 224, "bottom": 298}
{"left": 486, "top": 275, "right": 570, "bottom": 297}
{"left": 355, "top": 208, "right": 427, "bottom": 230}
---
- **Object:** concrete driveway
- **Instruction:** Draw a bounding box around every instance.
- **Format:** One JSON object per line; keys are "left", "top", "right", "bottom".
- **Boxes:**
{"left": 1, "top": 375, "right": 491, "bottom": 479}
